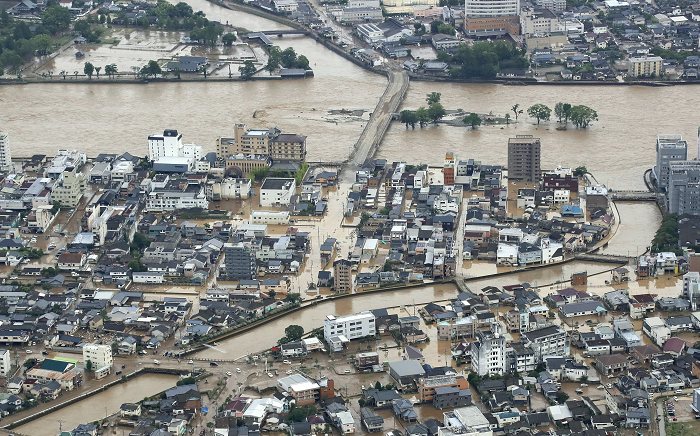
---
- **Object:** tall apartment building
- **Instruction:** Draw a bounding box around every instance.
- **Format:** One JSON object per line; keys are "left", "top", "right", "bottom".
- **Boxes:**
{"left": 520, "top": 7, "right": 557, "bottom": 36}
{"left": 629, "top": 56, "right": 663, "bottom": 77}
{"left": 464, "top": 0, "right": 520, "bottom": 36}
{"left": 223, "top": 242, "right": 257, "bottom": 280}
{"left": 521, "top": 325, "right": 568, "bottom": 361}
{"left": 216, "top": 124, "right": 307, "bottom": 162}
{"left": 508, "top": 135, "right": 541, "bottom": 182}
{"left": 333, "top": 259, "right": 353, "bottom": 293}
{"left": 148, "top": 129, "right": 202, "bottom": 161}
{"left": 83, "top": 343, "right": 113, "bottom": 368}
{"left": 52, "top": 170, "right": 87, "bottom": 208}
{"left": 0, "top": 349, "right": 9, "bottom": 377}
{"left": 655, "top": 134, "right": 688, "bottom": 191}
{"left": 0, "top": 132, "right": 12, "bottom": 172}
{"left": 471, "top": 322, "right": 506, "bottom": 376}
{"left": 323, "top": 311, "right": 376, "bottom": 343}
{"left": 667, "top": 161, "right": 700, "bottom": 215}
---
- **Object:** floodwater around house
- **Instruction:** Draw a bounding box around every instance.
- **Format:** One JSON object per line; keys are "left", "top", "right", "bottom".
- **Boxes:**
{"left": 15, "top": 373, "right": 178, "bottom": 436}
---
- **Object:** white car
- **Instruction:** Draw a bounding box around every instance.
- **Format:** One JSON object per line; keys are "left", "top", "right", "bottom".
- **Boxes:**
{"left": 286, "top": 370, "right": 293, "bottom": 374}
{"left": 25, "top": 350, "right": 32, "bottom": 354}
{"left": 188, "top": 360, "right": 194, "bottom": 364}
{"left": 675, "top": 390, "right": 683, "bottom": 394}
{"left": 597, "top": 385, "right": 605, "bottom": 390}
{"left": 283, "top": 360, "right": 292, "bottom": 364}
{"left": 236, "top": 368, "right": 241, "bottom": 373}
{"left": 267, "top": 372, "right": 274, "bottom": 378}
{"left": 226, "top": 371, "right": 232, "bottom": 376}
{"left": 344, "top": 369, "right": 351, "bottom": 374}
{"left": 606, "top": 383, "right": 612, "bottom": 389}
{"left": 674, "top": 396, "right": 679, "bottom": 401}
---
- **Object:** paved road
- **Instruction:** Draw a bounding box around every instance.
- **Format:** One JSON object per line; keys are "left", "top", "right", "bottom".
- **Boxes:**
{"left": 350, "top": 71, "right": 409, "bottom": 168}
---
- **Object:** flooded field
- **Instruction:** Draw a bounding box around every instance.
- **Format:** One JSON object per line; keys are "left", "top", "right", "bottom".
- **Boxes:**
{"left": 15, "top": 373, "right": 178, "bottom": 436}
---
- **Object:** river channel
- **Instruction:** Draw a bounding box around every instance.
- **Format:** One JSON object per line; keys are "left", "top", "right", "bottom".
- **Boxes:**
{"left": 15, "top": 373, "right": 178, "bottom": 436}
{"left": 1, "top": 0, "right": 699, "bottom": 189}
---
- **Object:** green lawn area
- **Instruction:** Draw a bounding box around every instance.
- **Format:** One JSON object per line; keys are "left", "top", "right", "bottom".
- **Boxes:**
{"left": 667, "top": 421, "right": 700, "bottom": 436}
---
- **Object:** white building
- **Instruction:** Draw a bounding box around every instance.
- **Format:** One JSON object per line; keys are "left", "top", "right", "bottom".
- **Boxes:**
{"left": 356, "top": 23, "right": 385, "bottom": 43}
{"left": 83, "top": 343, "right": 113, "bottom": 368}
{"left": 148, "top": 129, "right": 203, "bottom": 161}
{"left": 642, "top": 317, "right": 671, "bottom": 346}
{"left": 146, "top": 185, "right": 209, "bottom": 212}
{"left": 520, "top": 7, "right": 558, "bottom": 36}
{"left": 206, "top": 178, "right": 252, "bottom": 201}
{"left": 0, "top": 349, "right": 10, "bottom": 377}
{"left": 251, "top": 210, "right": 290, "bottom": 225}
{"left": 471, "top": 323, "right": 506, "bottom": 376}
{"left": 522, "top": 325, "right": 568, "bottom": 361}
{"left": 439, "top": 406, "right": 493, "bottom": 436}
{"left": 323, "top": 311, "right": 376, "bottom": 344}
{"left": 0, "top": 132, "right": 12, "bottom": 172}
{"left": 132, "top": 272, "right": 164, "bottom": 284}
{"left": 260, "top": 178, "right": 296, "bottom": 207}
{"left": 52, "top": 170, "right": 87, "bottom": 208}
{"left": 465, "top": 0, "right": 519, "bottom": 18}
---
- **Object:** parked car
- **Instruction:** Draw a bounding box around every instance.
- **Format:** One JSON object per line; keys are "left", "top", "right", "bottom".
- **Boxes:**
{"left": 116, "top": 371, "right": 122, "bottom": 375}
{"left": 42, "top": 351, "right": 49, "bottom": 355}
{"left": 25, "top": 350, "right": 32, "bottom": 354}
{"left": 283, "top": 360, "right": 291, "bottom": 364}
{"left": 153, "top": 360, "right": 161, "bottom": 365}
{"left": 236, "top": 368, "right": 241, "bottom": 373}
{"left": 226, "top": 371, "right": 232, "bottom": 376}
{"left": 210, "top": 362, "right": 218, "bottom": 367}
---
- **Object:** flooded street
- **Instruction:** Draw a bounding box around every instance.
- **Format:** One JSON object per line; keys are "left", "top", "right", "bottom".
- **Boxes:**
{"left": 15, "top": 373, "right": 178, "bottom": 436}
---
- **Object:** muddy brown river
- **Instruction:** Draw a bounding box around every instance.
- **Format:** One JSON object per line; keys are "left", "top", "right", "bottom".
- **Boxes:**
{"left": 1, "top": 0, "right": 699, "bottom": 189}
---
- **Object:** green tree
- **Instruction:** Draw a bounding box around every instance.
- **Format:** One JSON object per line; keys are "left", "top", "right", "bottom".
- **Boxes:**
{"left": 415, "top": 106, "right": 430, "bottom": 127}
{"left": 131, "top": 232, "right": 150, "bottom": 250}
{"left": 427, "top": 103, "right": 446, "bottom": 123}
{"left": 426, "top": 92, "right": 441, "bottom": 105}
{"left": 430, "top": 20, "right": 444, "bottom": 34}
{"left": 85, "top": 359, "right": 93, "bottom": 371}
{"left": 562, "top": 103, "right": 572, "bottom": 123}
{"left": 295, "top": 54, "right": 310, "bottom": 70}
{"left": 280, "top": 47, "right": 297, "bottom": 68}
{"left": 95, "top": 66, "right": 101, "bottom": 79}
{"left": 437, "top": 23, "right": 456, "bottom": 35}
{"left": 285, "top": 325, "right": 304, "bottom": 342}
{"left": 554, "top": 102, "right": 567, "bottom": 123}
{"left": 573, "top": 166, "right": 587, "bottom": 177}
{"left": 104, "top": 63, "right": 117, "bottom": 79}
{"left": 31, "top": 34, "right": 53, "bottom": 56}
{"left": 264, "top": 54, "right": 279, "bottom": 75}
{"left": 399, "top": 110, "right": 418, "bottom": 129}
{"left": 504, "top": 113, "right": 510, "bottom": 125}
{"left": 0, "top": 51, "right": 24, "bottom": 73}
{"left": 222, "top": 33, "right": 236, "bottom": 45}
{"left": 527, "top": 103, "right": 551, "bottom": 124}
{"left": 83, "top": 62, "right": 94, "bottom": 79}
{"left": 239, "top": 60, "right": 256, "bottom": 79}
{"left": 463, "top": 113, "right": 481, "bottom": 129}
{"left": 511, "top": 103, "right": 523, "bottom": 122}
{"left": 42, "top": 5, "right": 72, "bottom": 34}
{"left": 568, "top": 105, "right": 598, "bottom": 128}
{"left": 436, "top": 50, "right": 452, "bottom": 63}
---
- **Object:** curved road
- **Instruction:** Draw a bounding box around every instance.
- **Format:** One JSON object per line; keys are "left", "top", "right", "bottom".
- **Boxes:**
{"left": 350, "top": 71, "right": 409, "bottom": 168}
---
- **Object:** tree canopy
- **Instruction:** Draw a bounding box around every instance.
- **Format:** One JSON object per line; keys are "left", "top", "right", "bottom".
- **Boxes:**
{"left": 527, "top": 104, "right": 551, "bottom": 124}
{"left": 447, "top": 41, "right": 528, "bottom": 79}
{"left": 239, "top": 60, "right": 256, "bottom": 79}
{"left": 463, "top": 113, "right": 481, "bottom": 128}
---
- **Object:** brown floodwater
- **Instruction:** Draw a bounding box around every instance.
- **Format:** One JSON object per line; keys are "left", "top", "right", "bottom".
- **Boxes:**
{"left": 15, "top": 373, "right": 178, "bottom": 436}
{"left": 3, "top": 0, "right": 700, "bottom": 191}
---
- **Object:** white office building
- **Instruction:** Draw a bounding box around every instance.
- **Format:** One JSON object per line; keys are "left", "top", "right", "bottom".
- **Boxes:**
{"left": 471, "top": 323, "right": 506, "bottom": 376}
{"left": 260, "top": 178, "right": 296, "bottom": 207}
{"left": 146, "top": 185, "right": 209, "bottom": 211}
{"left": 83, "top": 343, "right": 114, "bottom": 368}
{"left": 0, "top": 349, "right": 10, "bottom": 377}
{"left": 465, "top": 0, "right": 519, "bottom": 18}
{"left": 0, "top": 132, "right": 12, "bottom": 172}
{"left": 324, "top": 311, "right": 376, "bottom": 343}
{"left": 148, "top": 129, "right": 203, "bottom": 161}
